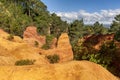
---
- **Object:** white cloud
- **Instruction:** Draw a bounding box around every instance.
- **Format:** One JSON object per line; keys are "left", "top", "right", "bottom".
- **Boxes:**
{"left": 55, "top": 9, "right": 120, "bottom": 24}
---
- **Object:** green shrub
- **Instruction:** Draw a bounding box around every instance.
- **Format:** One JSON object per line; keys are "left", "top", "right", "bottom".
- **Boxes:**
{"left": 42, "top": 35, "right": 54, "bottom": 50}
{"left": 7, "top": 34, "right": 14, "bottom": 41}
{"left": 114, "top": 29, "right": 120, "bottom": 42}
{"left": 73, "top": 40, "right": 119, "bottom": 76}
{"left": 41, "top": 44, "right": 50, "bottom": 50}
{"left": 46, "top": 54, "right": 60, "bottom": 63}
{"left": 34, "top": 41, "right": 39, "bottom": 47}
{"left": 15, "top": 59, "right": 36, "bottom": 66}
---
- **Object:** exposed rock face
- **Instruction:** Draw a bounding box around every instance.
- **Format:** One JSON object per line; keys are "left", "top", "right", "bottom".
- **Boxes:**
{"left": 0, "top": 28, "right": 72, "bottom": 65}
{"left": 0, "top": 61, "right": 118, "bottom": 80}
{"left": 40, "top": 33, "right": 73, "bottom": 62}
{"left": 0, "top": 38, "right": 48, "bottom": 65}
{"left": 50, "top": 38, "right": 57, "bottom": 49}
{"left": 57, "top": 33, "right": 73, "bottom": 62}
{"left": 0, "top": 29, "right": 119, "bottom": 79}
{"left": 57, "top": 33, "right": 71, "bottom": 48}
{"left": 23, "top": 26, "right": 46, "bottom": 47}
{"left": 23, "top": 27, "right": 73, "bottom": 62}
{"left": 84, "top": 34, "right": 114, "bottom": 50}
{"left": 0, "top": 29, "right": 48, "bottom": 65}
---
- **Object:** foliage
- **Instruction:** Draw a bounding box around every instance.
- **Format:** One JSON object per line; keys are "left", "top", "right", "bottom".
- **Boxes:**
{"left": 0, "top": 1, "right": 32, "bottom": 37}
{"left": 15, "top": 59, "right": 36, "bottom": 66}
{"left": 41, "top": 44, "right": 50, "bottom": 50}
{"left": 92, "top": 21, "right": 108, "bottom": 35}
{"left": 73, "top": 40, "right": 88, "bottom": 60}
{"left": 68, "top": 21, "right": 108, "bottom": 45}
{"left": 98, "top": 41, "right": 120, "bottom": 76}
{"left": 34, "top": 41, "right": 39, "bottom": 47}
{"left": 110, "top": 14, "right": 120, "bottom": 33}
{"left": 114, "top": 29, "right": 120, "bottom": 42}
{"left": 42, "top": 35, "right": 54, "bottom": 50}
{"left": 7, "top": 34, "right": 14, "bottom": 41}
{"left": 73, "top": 40, "right": 118, "bottom": 74}
{"left": 68, "top": 19, "right": 84, "bottom": 44}
{"left": 0, "top": 0, "right": 68, "bottom": 37}
{"left": 46, "top": 54, "right": 60, "bottom": 64}
{"left": 83, "top": 25, "right": 94, "bottom": 36}
{"left": 50, "top": 13, "right": 69, "bottom": 38}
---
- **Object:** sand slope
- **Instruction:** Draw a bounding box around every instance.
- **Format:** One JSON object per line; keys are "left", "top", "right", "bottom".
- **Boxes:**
{"left": 0, "top": 61, "right": 118, "bottom": 80}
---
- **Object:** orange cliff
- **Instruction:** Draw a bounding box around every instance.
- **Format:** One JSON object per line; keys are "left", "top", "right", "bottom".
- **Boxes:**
{"left": 0, "top": 27, "right": 73, "bottom": 65}
{"left": 23, "top": 26, "right": 46, "bottom": 47}
{"left": 83, "top": 34, "right": 114, "bottom": 50}
{"left": 39, "top": 33, "right": 73, "bottom": 62}
{"left": 23, "top": 26, "right": 73, "bottom": 62}
{"left": 0, "top": 28, "right": 119, "bottom": 80}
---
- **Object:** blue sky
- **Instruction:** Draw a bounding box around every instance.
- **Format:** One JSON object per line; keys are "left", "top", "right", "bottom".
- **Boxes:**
{"left": 41, "top": 0, "right": 120, "bottom": 24}
{"left": 42, "top": 0, "right": 120, "bottom": 12}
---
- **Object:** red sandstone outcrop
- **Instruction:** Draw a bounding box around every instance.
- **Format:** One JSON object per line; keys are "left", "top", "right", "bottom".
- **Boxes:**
{"left": 40, "top": 33, "right": 73, "bottom": 62}
{"left": 23, "top": 27, "right": 73, "bottom": 62}
{"left": 0, "top": 28, "right": 49, "bottom": 65}
{"left": 84, "top": 34, "right": 114, "bottom": 50}
{"left": 23, "top": 26, "right": 46, "bottom": 47}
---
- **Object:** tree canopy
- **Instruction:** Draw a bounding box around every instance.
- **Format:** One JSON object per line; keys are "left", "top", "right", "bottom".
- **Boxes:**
{"left": 110, "top": 14, "right": 120, "bottom": 33}
{"left": 0, "top": 0, "right": 68, "bottom": 37}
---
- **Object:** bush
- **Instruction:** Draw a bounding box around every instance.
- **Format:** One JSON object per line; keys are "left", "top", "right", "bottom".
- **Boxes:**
{"left": 15, "top": 59, "right": 36, "bottom": 66}
{"left": 41, "top": 44, "right": 50, "bottom": 50}
{"left": 114, "top": 29, "right": 120, "bottom": 42}
{"left": 7, "top": 34, "right": 14, "bottom": 41}
{"left": 34, "top": 41, "right": 39, "bottom": 47}
{"left": 41, "top": 35, "right": 54, "bottom": 50}
{"left": 46, "top": 54, "right": 60, "bottom": 64}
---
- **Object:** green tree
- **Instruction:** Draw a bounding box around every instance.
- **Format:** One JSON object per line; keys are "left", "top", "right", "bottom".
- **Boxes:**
{"left": 50, "top": 13, "right": 68, "bottom": 38}
{"left": 35, "top": 11, "right": 51, "bottom": 35}
{"left": 93, "top": 21, "right": 108, "bottom": 34}
{"left": 83, "top": 25, "right": 94, "bottom": 36}
{"left": 73, "top": 40, "right": 88, "bottom": 60}
{"left": 114, "top": 29, "right": 120, "bottom": 42}
{"left": 110, "top": 14, "right": 120, "bottom": 33}
{"left": 0, "top": 0, "right": 69, "bottom": 37}
{"left": 0, "top": 1, "right": 32, "bottom": 37}
{"left": 68, "top": 19, "right": 84, "bottom": 44}
{"left": 0, "top": 0, "right": 52, "bottom": 37}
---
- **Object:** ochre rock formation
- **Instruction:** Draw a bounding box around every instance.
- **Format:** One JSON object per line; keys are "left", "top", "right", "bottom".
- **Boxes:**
{"left": 0, "top": 61, "right": 118, "bottom": 80}
{"left": 84, "top": 34, "right": 114, "bottom": 50}
{"left": 40, "top": 33, "right": 73, "bottom": 62}
{"left": 57, "top": 33, "right": 72, "bottom": 48}
{"left": 0, "top": 29, "right": 119, "bottom": 79}
{"left": 23, "top": 26, "right": 46, "bottom": 47}
{"left": 50, "top": 37, "right": 57, "bottom": 49}
{"left": 0, "top": 30, "right": 48, "bottom": 65}
{"left": 0, "top": 28, "right": 73, "bottom": 65}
